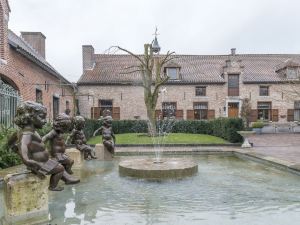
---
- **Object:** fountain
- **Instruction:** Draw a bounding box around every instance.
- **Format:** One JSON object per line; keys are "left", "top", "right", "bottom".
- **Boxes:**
{"left": 119, "top": 88, "right": 198, "bottom": 179}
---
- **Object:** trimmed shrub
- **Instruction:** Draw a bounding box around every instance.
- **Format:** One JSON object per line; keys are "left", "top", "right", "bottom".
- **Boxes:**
{"left": 0, "top": 127, "right": 22, "bottom": 169}
{"left": 84, "top": 118, "right": 243, "bottom": 143}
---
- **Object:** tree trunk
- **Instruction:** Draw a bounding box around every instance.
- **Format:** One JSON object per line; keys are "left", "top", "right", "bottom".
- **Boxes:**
{"left": 146, "top": 105, "right": 157, "bottom": 136}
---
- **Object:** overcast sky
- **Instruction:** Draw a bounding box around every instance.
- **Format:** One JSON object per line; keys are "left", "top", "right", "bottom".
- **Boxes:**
{"left": 8, "top": 0, "right": 300, "bottom": 82}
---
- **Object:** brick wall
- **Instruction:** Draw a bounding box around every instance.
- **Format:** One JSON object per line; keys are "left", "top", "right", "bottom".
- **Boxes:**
{"left": 0, "top": 47, "right": 74, "bottom": 120}
{"left": 78, "top": 81, "right": 300, "bottom": 122}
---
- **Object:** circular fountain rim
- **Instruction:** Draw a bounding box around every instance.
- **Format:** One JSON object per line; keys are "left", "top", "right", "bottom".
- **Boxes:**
{"left": 119, "top": 158, "right": 198, "bottom": 180}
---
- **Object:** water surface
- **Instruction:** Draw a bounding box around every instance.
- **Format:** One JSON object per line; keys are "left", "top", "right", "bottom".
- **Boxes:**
{"left": 1, "top": 155, "right": 300, "bottom": 225}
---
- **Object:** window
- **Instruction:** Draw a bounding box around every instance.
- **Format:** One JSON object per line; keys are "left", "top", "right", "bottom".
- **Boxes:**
{"left": 99, "top": 99, "right": 113, "bottom": 116}
{"left": 195, "top": 86, "right": 206, "bottom": 96}
{"left": 194, "top": 102, "right": 208, "bottom": 120}
{"left": 53, "top": 96, "right": 60, "bottom": 119}
{"left": 294, "top": 101, "right": 300, "bottom": 121}
{"left": 61, "top": 88, "right": 65, "bottom": 96}
{"left": 257, "top": 102, "right": 271, "bottom": 121}
{"left": 166, "top": 68, "right": 178, "bottom": 79}
{"left": 287, "top": 68, "right": 298, "bottom": 79}
{"left": 36, "top": 89, "right": 43, "bottom": 104}
{"left": 65, "top": 100, "right": 71, "bottom": 115}
{"left": 259, "top": 86, "right": 269, "bottom": 96}
{"left": 162, "top": 102, "right": 176, "bottom": 118}
{"left": 228, "top": 74, "right": 239, "bottom": 96}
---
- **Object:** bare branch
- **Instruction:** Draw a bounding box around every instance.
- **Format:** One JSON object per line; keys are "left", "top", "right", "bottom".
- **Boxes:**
{"left": 112, "top": 45, "right": 146, "bottom": 67}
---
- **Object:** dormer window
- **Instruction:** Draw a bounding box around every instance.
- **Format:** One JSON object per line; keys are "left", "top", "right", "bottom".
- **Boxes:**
{"left": 166, "top": 68, "right": 179, "bottom": 80}
{"left": 287, "top": 68, "right": 298, "bottom": 79}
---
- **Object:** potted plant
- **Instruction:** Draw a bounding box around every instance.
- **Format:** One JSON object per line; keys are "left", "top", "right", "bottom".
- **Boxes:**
{"left": 251, "top": 121, "right": 264, "bottom": 134}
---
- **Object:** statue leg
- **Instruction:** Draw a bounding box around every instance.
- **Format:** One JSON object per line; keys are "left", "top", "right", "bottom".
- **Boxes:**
{"left": 61, "top": 171, "right": 80, "bottom": 185}
{"left": 64, "top": 158, "right": 74, "bottom": 174}
{"left": 48, "top": 164, "right": 64, "bottom": 191}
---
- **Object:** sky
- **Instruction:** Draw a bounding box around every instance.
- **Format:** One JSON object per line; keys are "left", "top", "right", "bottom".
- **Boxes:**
{"left": 8, "top": 0, "right": 300, "bottom": 82}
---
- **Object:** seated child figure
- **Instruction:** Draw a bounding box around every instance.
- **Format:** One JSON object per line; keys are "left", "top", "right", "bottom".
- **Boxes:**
{"left": 13, "top": 101, "right": 79, "bottom": 191}
{"left": 69, "top": 116, "right": 97, "bottom": 160}
{"left": 93, "top": 115, "right": 116, "bottom": 155}
{"left": 42, "top": 113, "right": 74, "bottom": 174}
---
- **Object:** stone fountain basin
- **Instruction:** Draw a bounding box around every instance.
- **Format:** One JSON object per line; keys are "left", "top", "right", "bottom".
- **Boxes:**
{"left": 119, "top": 158, "right": 198, "bottom": 179}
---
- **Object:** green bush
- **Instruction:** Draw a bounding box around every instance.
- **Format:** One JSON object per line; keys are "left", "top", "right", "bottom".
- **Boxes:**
{"left": 84, "top": 118, "right": 243, "bottom": 143}
{"left": 251, "top": 121, "right": 264, "bottom": 128}
{"left": 37, "top": 122, "right": 52, "bottom": 137}
{"left": 0, "top": 127, "right": 22, "bottom": 169}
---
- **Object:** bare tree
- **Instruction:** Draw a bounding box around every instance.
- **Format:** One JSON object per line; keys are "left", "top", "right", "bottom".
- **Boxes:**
{"left": 112, "top": 44, "right": 176, "bottom": 136}
{"left": 240, "top": 98, "right": 252, "bottom": 129}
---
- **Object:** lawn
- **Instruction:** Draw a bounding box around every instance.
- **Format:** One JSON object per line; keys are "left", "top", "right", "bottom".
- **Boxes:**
{"left": 87, "top": 133, "right": 229, "bottom": 145}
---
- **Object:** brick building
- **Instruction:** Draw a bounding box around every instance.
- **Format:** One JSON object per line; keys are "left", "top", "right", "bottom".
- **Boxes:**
{"left": 0, "top": 0, "right": 74, "bottom": 125}
{"left": 77, "top": 43, "right": 300, "bottom": 123}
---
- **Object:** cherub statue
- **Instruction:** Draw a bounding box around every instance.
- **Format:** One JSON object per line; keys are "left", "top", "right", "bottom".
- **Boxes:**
{"left": 42, "top": 113, "right": 74, "bottom": 174}
{"left": 69, "top": 116, "right": 97, "bottom": 160}
{"left": 13, "top": 101, "right": 79, "bottom": 191}
{"left": 93, "top": 115, "right": 115, "bottom": 155}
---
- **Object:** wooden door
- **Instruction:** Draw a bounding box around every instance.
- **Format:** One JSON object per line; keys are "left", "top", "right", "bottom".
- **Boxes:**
{"left": 228, "top": 103, "right": 239, "bottom": 118}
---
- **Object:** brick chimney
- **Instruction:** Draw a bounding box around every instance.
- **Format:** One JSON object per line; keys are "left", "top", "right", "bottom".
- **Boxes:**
{"left": 21, "top": 32, "right": 46, "bottom": 58}
{"left": 231, "top": 48, "right": 236, "bottom": 56}
{"left": 82, "top": 45, "right": 95, "bottom": 71}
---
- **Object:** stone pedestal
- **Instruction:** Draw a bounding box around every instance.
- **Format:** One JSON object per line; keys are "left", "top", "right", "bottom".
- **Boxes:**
{"left": 66, "top": 148, "right": 83, "bottom": 168}
{"left": 237, "top": 131, "right": 255, "bottom": 148}
{"left": 95, "top": 144, "right": 113, "bottom": 161}
{"left": 3, "top": 172, "right": 49, "bottom": 225}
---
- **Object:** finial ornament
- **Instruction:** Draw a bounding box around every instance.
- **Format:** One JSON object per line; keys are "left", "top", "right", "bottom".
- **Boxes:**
{"left": 151, "top": 27, "right": 161, "bottom": 54}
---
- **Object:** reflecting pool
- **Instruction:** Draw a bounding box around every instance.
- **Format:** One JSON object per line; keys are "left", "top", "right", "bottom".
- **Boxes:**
{"left": 1, "top": 155, "right": 300, "bottom": 225}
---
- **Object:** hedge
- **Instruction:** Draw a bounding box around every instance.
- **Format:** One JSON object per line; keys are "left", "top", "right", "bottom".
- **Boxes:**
{"left": 83, "top": 118, "right": 243, "bottom": 143}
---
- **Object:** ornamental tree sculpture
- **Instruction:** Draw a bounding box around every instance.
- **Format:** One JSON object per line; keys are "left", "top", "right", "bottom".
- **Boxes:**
{"left": 114, "top": 42, "right": 176, "bottom": 136}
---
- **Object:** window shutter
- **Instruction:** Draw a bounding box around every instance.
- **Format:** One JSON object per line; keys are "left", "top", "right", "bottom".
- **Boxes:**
{"left": 175, "top": 110, "right": 183, "bottom": 120}
{"left": 112, "top": 107, "right": 120, "bottom": 120}
{"left": 272, "top": 109, "right": 279, "bottom": 122}
{"left": 287, "top": 109, "right": 294, "bottom": 122}
{"left": 155, "top": 110, "right": 162, "bottom": 120}
{"left": 187, "top": 110, "right": 194, "bottom": 120}
{"left": 249, "top": 109, "right": 258, "bottom": 122}
{"left": 91, "top": 107, "right": 100, "bottom": 119}
{"left": 207, "top": 110, "right": 215, "bottom": 120}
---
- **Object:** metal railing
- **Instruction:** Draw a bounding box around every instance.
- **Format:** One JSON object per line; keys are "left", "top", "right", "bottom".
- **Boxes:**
{"left": 0, "top": 80, "right": 21, "bottom": 128}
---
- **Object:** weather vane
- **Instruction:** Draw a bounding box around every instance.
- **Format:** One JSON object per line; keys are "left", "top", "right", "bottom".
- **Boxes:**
{"left": 153, "top": 27, "right": 160, "bottom": 37}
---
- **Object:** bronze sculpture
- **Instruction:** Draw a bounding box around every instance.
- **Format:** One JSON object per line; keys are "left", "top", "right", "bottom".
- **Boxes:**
{"left": 42, "top": 113, "right": 75, "bottom": 174}
{"left": 93, "top": 115, "right": 116, "bottom": 155}
{"left": 14, "top": 101, "right": 79, "bottom": 191}
{"left": 69, "top": 116, "right": 97, "bottom": 160}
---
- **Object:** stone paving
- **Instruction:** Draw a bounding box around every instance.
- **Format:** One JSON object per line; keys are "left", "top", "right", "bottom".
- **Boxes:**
{"left": 248, "top": 133, "right": 300, "bottom": 164}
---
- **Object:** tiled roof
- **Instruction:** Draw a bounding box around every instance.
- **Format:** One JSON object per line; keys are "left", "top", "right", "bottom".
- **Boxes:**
{"left": 8, "top": 30, "right": 71, "bottom": 84}
{"left": 78, "top": 53, "right": 300, "bottom": 85}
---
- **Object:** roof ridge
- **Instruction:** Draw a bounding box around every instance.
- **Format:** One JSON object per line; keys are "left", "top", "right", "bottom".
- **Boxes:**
{"left": 93, "top": 53, "right": 300, "bottom": 57}
{"left": 8, "top": 29, "right": 41, "bottom": 57}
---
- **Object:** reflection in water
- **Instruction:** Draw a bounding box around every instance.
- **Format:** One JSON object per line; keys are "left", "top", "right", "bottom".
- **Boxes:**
{"left": 1, "top": 156, "right": 300, "bottom": 225}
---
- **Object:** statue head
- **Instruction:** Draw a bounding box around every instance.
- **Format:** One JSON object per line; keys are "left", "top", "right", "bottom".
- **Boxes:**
{"left": 15, "top": 101, "right": 47, "bottom": 129}
{"left": 53, "top": 113, "right": 72, "bottom": 132}
{"left": 74, "top": 116, "right": 85, "bottom": 129}
{"left": 103, "top": 115, "right": 112, "bottom": 127}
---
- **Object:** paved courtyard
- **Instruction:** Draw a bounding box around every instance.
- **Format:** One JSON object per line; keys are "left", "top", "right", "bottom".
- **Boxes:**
{"left": 249, "top": 133, "right": 300, "bottom": 164}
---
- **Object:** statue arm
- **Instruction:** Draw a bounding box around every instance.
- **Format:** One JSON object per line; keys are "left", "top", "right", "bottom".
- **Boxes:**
{"left": 66, "top": 130, "right": 75, "bottom": 145}
{"left": 20, "top": 134, "right": 41, "bottom": 169}
{"left": 112, "top": 132, "right": 116, "bottom": 143}
{"left": 93, "top": 127, "right": 103, "bottom": 136}
{"left": 42, "top": 130, "right": 55, "bottom": 143}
